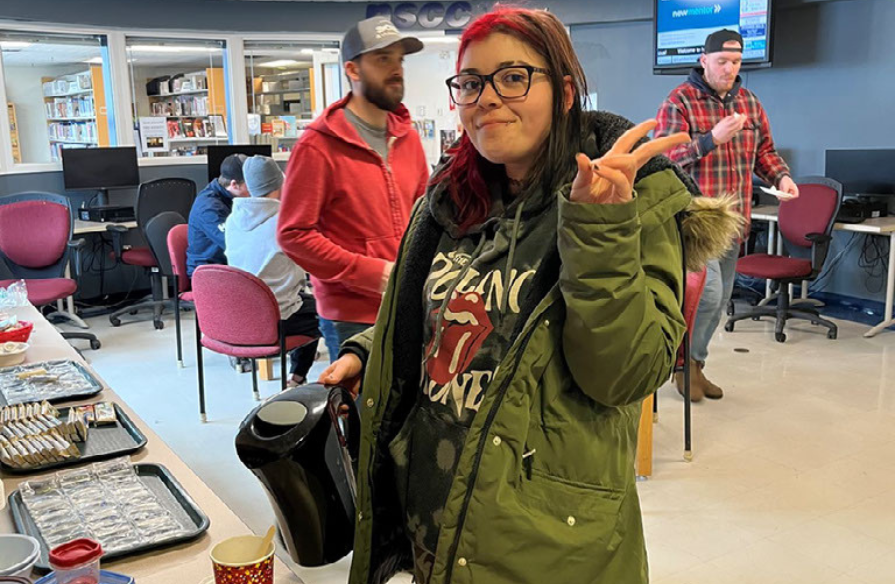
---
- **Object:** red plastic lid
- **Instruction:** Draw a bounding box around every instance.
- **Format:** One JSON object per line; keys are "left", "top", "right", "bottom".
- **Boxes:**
{"left": 49, "top": 538, "right": 103, "bottom": 569}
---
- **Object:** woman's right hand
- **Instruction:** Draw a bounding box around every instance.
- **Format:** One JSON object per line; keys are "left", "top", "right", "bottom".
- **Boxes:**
{"left": 318, "top": 353, "right": 363, "bottom": 399}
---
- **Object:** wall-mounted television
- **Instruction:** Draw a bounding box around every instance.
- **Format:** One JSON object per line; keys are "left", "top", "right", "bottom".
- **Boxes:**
{"left": 654, "top": 0, "right": 774, "bottom": 74}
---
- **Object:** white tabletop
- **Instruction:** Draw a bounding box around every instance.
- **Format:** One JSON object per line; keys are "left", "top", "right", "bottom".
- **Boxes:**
{"left": 0, "top": 304, "right": 301, "bottom": 583}
{"left": 751, "top": 205, "right": 895, "bottom": 234}
{"left": 74, "top": 220, "right": 138, "bottom": 235}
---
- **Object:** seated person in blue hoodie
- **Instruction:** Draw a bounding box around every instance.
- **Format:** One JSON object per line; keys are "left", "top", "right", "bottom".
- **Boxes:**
{"left": 186, "top": 153, "right": 249, "bottom": 277}
{"left": 225, "top": 156, "right": 321, "bottom": 385}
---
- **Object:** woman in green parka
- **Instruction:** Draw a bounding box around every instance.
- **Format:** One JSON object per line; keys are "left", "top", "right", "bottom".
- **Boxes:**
{"left": 319, "top": 7, "right": 740, "bottom": 584}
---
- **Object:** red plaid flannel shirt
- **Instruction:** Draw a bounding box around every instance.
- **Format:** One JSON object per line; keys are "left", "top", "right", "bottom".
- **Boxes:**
{"left": 654, "top": 73, "right": 790, "bottom": 229}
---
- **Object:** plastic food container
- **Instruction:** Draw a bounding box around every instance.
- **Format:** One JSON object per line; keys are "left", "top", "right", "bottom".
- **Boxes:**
{"left": 0, "top": 342, "right": 28, "bottom": 367}
{"left": 0, "top": 321, "right": 33, "bottom": 344}
{"left": 48, "top": 539, "right": 103, "bottom": 584}
{"left": 0, "top": 534, "right": 40, "bottom": 577}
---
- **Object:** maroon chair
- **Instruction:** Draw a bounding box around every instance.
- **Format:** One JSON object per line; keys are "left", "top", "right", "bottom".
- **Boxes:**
{"left": 167, "top": 223, "right": 193, "bottom": 368}
{"left": 654, "top": 268, "right": 707, "bottom": 462}
{"left": 0, "top": 192, "right": 100, "bottom": 350}
{"left": 191, "top": 265, "right": 316, "bottom": 422}
{"left": 725, "top": 177, "right": 843, "bottom": 343}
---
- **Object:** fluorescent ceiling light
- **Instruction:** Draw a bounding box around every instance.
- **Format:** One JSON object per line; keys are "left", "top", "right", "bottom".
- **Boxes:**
{"left": 422, "top": 37, "right": 460, "bottom": 45}
{"left": 322, "top": 48, "right": 340, "bottom": 54}
{"left": 300, "top": 49, "right": 315, "bottom": 55}
{"left": 128, "top": 45, "right": 218, "bottom": 53}
{"left": 83, "top": 57, "right": 103, "bottom": 64}
{"left": 0, "top": 41, "right": 32, "bottom": 49}
{"left": 259, "top": 59, "right": 302, "bottom": 67}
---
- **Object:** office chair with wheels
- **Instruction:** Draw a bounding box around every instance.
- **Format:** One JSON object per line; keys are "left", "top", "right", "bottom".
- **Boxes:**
{"left": 0, "top": 192, "right": 100, "bottom": 350}
{"left": 143, "top": 212, "right": 188, "bottom": 365}
{"left": 107, "top": 178, "right": 195, "bottom": 330}
{"left": 725, "top": 177, "right": 843, "bottom": 343}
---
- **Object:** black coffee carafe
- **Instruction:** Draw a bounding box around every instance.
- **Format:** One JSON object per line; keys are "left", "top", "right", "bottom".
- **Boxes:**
{"left": 235, "top": 384, "right": 359, "bottom": 567}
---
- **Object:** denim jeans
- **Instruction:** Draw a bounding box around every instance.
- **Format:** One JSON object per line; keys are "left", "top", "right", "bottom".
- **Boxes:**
{"left": 690, "top": 244, "right": 740, "bottom": 363}
{"left": 319, "top": 318, "right": 370, "bottom": 363}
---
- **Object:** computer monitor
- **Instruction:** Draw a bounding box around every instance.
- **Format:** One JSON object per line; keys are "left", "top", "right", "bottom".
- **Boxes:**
{"left": 61, "top": 146, "right": 140, "bottom": 206}
{"left": 825, "top": 149, "right": 895, "bottom": 197}
{"left": 206, "top": 144, "right": 272, "bottom": 183}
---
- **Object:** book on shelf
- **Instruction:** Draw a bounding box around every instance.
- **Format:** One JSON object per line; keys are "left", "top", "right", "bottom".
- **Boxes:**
{"left": 46, "top": 96, "right": 95, "bottom": 119}
{"left": 271, "top": 118, "right": 286, "bottom": 138}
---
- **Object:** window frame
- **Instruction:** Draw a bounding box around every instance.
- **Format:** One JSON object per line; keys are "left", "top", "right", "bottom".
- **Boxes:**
{"left": 0, "top": 21, "right": 341, "bottom": 173}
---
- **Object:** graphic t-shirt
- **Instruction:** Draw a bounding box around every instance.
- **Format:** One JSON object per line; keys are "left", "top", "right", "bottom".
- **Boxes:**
{"left": 388, "top": 185, "right": 556, "bottom": 582}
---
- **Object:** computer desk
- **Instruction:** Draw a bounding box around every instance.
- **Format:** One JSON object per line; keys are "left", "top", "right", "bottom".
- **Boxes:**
{"left": 59, "top": 220, "right": 139, "bottom": 327}
{"left": 751, "top": 205, "right": 895, "bottom": 337}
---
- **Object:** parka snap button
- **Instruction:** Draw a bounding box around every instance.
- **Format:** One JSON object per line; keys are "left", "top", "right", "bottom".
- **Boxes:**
{"left": 366, "top": 398, "right": 375, "bottom": 408}
{"left": 358, "top": 512, "right": 364, "bottom": 520}
{"left": 492, "top": 436, "right": 502, "bottom": 446}
{"left": 567, "top": 516, "right": 576, "bottom": 526}
{"left": 458, "top": 557, "right": 468, "bottom": 567}
{"left": 545, "top": 319, "right": 550, "bottom": 327}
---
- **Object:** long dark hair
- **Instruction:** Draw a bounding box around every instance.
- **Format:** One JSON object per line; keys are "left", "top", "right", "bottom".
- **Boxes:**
{"left": 434, "top": 7, "right": 588, "bottom": 232}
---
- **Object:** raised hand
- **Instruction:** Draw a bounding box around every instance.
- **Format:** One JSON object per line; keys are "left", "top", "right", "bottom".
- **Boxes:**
{"left": 569, "top": 119, "right": 690, "bottom": 205}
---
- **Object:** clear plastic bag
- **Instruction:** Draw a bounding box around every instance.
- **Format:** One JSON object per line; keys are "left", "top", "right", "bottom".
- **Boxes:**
{"left": 0, "top": 281, "right": 28, "bottom": 309}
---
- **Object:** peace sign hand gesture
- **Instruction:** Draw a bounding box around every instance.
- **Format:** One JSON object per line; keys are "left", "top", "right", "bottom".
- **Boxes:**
{"left": 570, "top": 119, "right": 690, "bottom": 205}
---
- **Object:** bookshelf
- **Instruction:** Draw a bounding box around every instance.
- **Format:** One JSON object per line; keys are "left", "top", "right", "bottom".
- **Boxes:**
{"left": 42, "top": 66, "right": 109, "bottom": 162}
{"left": 248, "top": 66, "right": 315, "bottom": 151}
{"left": 7, "top": 103, "right": 21, "bottom": 163}
{"left": 144, "top": 67, "right": 229, "bottom": 155}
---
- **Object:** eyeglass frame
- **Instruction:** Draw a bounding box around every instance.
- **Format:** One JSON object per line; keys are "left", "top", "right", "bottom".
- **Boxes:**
{"left": 445, "top": 65, "right": 550, "bottom": 106}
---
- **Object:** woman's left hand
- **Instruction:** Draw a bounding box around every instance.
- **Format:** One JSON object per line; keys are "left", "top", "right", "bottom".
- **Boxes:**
{"left": 569, "top": 119, "right": 690, "bottom": 205}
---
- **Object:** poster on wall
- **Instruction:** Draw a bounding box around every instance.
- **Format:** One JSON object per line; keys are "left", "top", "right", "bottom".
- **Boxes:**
{"left": 440, "top": 130, "right": 456, "bottom": 154}
{"left": 247, "top": 113, "right": 261, "bottom": 136}
{"left": 139, "top": 117, "right": 169, "bottom": 153}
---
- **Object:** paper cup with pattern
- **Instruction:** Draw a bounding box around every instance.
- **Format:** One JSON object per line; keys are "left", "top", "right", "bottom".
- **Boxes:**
{"left": 210, "top": 534, "right": 275, "bottom": 584}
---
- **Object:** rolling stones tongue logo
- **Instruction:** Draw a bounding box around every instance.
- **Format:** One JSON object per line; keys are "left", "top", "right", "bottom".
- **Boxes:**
{"left": 425, "top": 291, "right": 494, "bottom": 386}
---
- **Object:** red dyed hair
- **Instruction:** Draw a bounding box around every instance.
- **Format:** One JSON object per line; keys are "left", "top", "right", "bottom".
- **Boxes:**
{"left": 433, "top": 6, "right": 587, "bottom": 233}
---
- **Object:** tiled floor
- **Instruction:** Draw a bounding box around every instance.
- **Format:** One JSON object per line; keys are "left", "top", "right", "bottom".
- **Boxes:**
{"left": 69, "top": 304, "right": 895, "bottom": 584}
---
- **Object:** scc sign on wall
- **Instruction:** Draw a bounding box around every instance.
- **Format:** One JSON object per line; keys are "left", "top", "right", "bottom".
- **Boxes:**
{"left": 365, "top": 2, "right": 488, "bottom": 30}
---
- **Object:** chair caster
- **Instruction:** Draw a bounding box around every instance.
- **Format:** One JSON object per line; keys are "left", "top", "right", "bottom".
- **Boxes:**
{"left": 129, "top": 310, "right": 139, "bottom": 315}
{"left": 109, "top": 316, "right": 121, "bottom": 327}
{"left": 154, "top": 320, "right": 164, "bottom": 330}
{"left": 177, "top": 360, "right": 185, "bottom": 368}
{"left": 827, "top": 330, "right": 838, "bottom": 340}
{"left": 751, "top": 316, "right": 761, "bottom": 321}
{"left": 90, "top": 339, "right": 102, "bottom": 350}
{"left": 775, "top": 332, "right": 786, "bottom": 343}
{"left": 724, "top": 321, "right": 734, "bottom": 332}
{"left": 684, "top": 450, "right": 693, "bottom": 463}
{"left": 200, "top": 413, "right": 207, "bottom": 423}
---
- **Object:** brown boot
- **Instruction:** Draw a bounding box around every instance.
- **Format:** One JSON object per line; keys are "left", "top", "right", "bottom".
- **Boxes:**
{"left": 696, "top": 361, "right": 724, "bottom": 400}
{"left": 674, "top": 360, "right": 704, "bottom": 402}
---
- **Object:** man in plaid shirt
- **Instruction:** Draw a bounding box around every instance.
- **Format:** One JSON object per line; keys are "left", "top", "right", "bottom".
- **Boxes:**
{"left": 655, "top": 29, "right": 798, "bottom": 402}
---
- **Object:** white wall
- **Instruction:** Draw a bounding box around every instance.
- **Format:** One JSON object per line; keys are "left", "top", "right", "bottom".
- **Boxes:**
{"left": 5, "top": 64, "right": 75, "bottom": 164}
{"left": 402, "top": 45, "right": 460, "bottom": 166}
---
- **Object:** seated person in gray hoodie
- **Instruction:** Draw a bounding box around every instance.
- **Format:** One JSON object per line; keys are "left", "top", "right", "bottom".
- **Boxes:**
{"left": 225, "top": 156, "right": 320, "bottom": 385}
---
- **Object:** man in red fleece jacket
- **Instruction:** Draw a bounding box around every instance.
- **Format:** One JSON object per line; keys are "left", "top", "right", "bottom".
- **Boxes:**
{"left": 278, "top": 16, "right": 429, "bottom": 362}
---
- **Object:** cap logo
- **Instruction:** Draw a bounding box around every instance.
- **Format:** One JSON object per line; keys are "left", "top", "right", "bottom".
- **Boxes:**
{"left": 375, "top": 22, "right": 399, "bottom": 38}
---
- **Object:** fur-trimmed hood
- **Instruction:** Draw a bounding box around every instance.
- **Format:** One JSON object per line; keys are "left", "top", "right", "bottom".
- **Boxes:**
{"left": 580, "top": 111, "right": 743, "bottom": 272}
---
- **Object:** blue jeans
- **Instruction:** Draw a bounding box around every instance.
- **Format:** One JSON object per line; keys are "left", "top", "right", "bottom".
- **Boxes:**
{"left": 691, "top": 244, "right": 740, "bottom": 363}
{"left": 319, "top": 318, "right": 370, "bottom": 363}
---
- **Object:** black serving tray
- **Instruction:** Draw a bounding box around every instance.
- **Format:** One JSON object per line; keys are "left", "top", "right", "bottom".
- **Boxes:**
{"left": 1, "top": 403, "right": 147, "bottom": 474}
{"left": 0, "top": 359, "right": 103, "bottom": 406}
{"left": 8, "top": 462, "right": 211, "bottom": 570}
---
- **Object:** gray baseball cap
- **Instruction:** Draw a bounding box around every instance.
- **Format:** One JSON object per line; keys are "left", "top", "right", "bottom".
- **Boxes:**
{"left": 342, "top": 16, "right": 424, "bottom": 62}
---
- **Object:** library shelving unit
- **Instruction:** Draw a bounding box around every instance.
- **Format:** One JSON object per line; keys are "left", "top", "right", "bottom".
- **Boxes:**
{"left": 146, "top": 67, "right": 228, "bottom": 156}
{"left": 7, "top": 103, "right": 21, "bottom": 163}
{"left": 248, "top": 66, "right": 315, "bottom": 152}
{"left": 42, "top": 65, "right": 109, "bottom": 161}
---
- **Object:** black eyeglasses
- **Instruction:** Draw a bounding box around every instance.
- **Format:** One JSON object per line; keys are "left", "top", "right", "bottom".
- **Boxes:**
{"left": 446, "top": 65, "right": 549, "bottom": 106}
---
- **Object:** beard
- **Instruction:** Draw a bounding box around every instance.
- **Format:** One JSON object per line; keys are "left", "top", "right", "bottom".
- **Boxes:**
{"left": 360, "top": 72, "right": 404, "bottom": 112}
